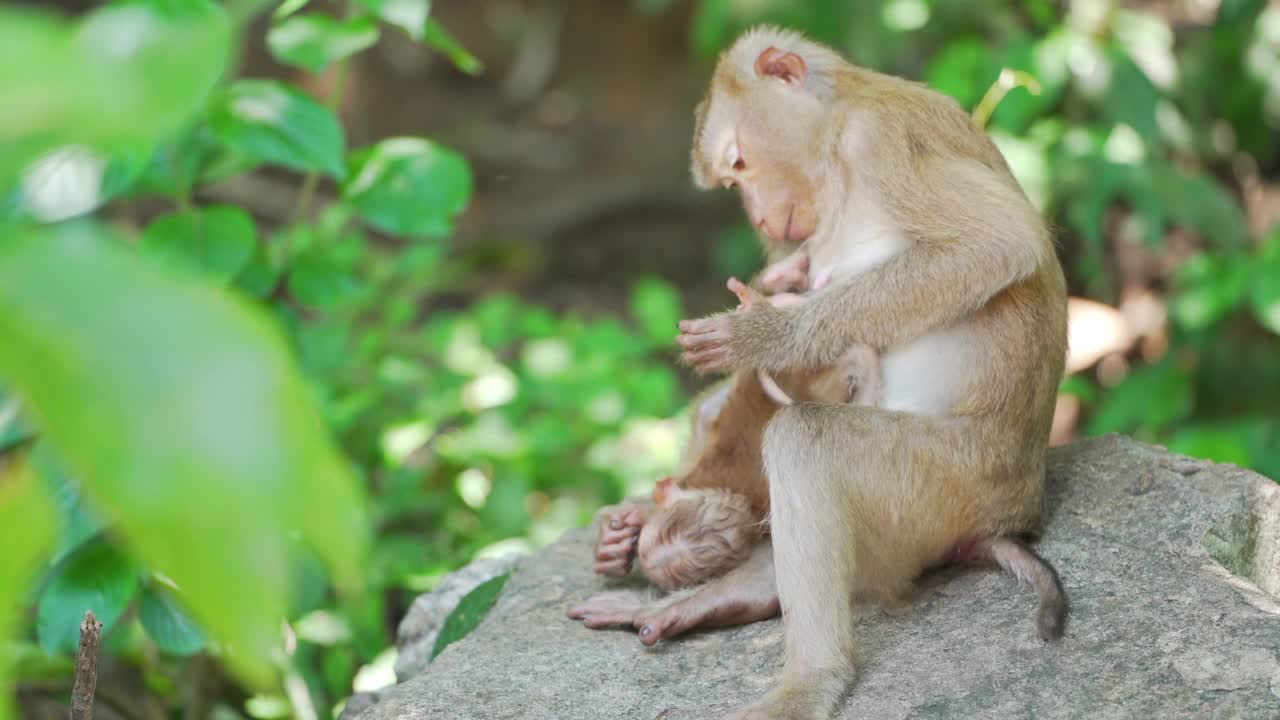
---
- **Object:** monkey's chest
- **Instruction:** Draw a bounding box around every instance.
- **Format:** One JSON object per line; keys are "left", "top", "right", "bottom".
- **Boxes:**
{"left": 879, "top": 327, "right": 975, "bottom": 417}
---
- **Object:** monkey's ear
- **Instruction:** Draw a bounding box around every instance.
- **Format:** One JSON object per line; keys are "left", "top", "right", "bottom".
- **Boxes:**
{"left": 754, "top": 47, "right": 807, "bottom": 86}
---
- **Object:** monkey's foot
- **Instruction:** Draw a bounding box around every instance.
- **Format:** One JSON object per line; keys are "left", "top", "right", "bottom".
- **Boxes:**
{"left": 565, "top": 589, "right": 702, "bottom": 642}
{"left": 567, "top": 590, "right": 652, "bottom": 630}
{"left": 568, "top": 577, "right": 778, "bottom": 645}
{"left": 721, "top": 671, "right": 848, "bottom": 720}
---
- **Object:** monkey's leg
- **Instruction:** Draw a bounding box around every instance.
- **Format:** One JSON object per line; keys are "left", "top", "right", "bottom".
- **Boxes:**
{"left": 726, "top": 403, "right": 982, "bottom": 720}
{"left": 569, "top": 541, "right": 778, "bottom": 640}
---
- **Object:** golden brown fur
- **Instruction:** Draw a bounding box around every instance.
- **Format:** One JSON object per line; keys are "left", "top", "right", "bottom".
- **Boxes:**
{"left": 573, "top": 27, "right": 1066, "bottom": 720}
{"left": 588, "top": 366, "right": 864, "bottom": 590}
{"left": 674, "top": 27, "right": 1067, "bottom": 720}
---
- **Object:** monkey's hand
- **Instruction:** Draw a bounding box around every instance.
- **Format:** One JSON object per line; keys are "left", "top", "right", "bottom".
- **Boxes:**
{"left": 677, "top": 277, "right": 787, "bottom": 373}
{"left": 758, "top": 253, "right": 810, "bottom": 294}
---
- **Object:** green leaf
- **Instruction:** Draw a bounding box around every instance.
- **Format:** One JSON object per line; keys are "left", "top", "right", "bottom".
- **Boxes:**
{"left": 274, "top": 0, "right": 312, "bottom": 20}
{"left": 1170, "top": 252, "right": 1250, "bottom": 331}
{"left": 1087, "top": 359, "right": 1193, "bottom": 435}
{"left": 1249, "top": 232, "right": 1280, "bottom": 334}
{"left": 30, "top": 440, "right": 105, "bottom": 563}
{"left": 0, "top": 225, "right": 368, "bottom": 685}
{"left": 138, "top": 584, "right": 206, "bottom": 655}
{"left": 1151, "top": 164, "right": 1248, "bottom": 249}
{"left": 140, "top": 206, "right": 257, "bottom": 283}
{"left": 36, "top": 540, "right": 139, "bottom": 654}
{"left": 1099, "top": 51, "right": 1161, "bottom": 139}
{"left": 691, "top": 0, "right": 733, "bottom": 57}
{"left": 0, "top": 462, "right": 55, "bottom": 720}
{"left": 430, "top": 573, "right": 509, "bottom": 660}
{"left": 0, "top": 2, "right": 231, "bottom": 186}
{"left": 629, "top": 277, "right": 683, "bottom": 346}
{"left": 235, "top": 240, "right": 285, "bottom": 299}
{"left": 208, "top": 80, "right": 346, "bottom": 179}
{"left": 479, "top": 472, "right": 529, "bottom": 538}
{"left": 421, "top": 18, "right": 483, "bottom": 75}
{"left": 343, "top": 137, "right": 473, "bottom": 238}
{"left": 987, "top": 39, "right": 1065, "bottom": 133}
{"left": 267, "top": 13, "right": 379, "bottom": 74}
{"left": 357, "top": 0, "right": 430, "bottom": 40}
{"left": 288, "top": 250, "right": 362, "bottom": 309}
{"left": 925, "top": 39, "right": 991, "bottom": 109}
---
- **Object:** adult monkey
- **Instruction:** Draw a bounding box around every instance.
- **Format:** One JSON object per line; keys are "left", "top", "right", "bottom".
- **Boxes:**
{"left": 576, "top": 26, "right": 1069, "bottom": 720}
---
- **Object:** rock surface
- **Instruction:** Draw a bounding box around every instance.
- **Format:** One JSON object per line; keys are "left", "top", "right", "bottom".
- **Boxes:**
{"left": 360, "top": 436, "right": 1280, "bottom": 720}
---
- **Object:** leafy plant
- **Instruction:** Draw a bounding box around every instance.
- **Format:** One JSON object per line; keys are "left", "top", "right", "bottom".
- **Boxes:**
{"left": 1, "top": 1, "right": 685, "bottom": 717}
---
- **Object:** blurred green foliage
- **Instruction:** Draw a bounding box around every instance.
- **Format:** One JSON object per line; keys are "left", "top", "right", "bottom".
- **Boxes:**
{"left": 0, "top": 0, "right": 1278, "bottom": 718}
{"left": 0, "top": 1, "right": 685, "bottom": 717}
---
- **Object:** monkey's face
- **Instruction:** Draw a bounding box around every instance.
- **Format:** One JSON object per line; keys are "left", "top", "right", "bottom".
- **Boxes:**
{"left": 691, "top": 68, "right": 823, "bottom": 247}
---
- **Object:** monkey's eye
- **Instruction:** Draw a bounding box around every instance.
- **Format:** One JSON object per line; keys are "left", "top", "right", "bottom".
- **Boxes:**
{"left": 733, "top": 158, "right": 746, "bottom": 171}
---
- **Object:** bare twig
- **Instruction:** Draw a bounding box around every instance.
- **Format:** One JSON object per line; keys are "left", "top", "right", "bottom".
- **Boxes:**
{"left": 70, "top": 610, "right": 101, "bottom": 720}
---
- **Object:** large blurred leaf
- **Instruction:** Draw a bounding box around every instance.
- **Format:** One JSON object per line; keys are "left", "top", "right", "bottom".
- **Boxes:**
{"left": 0, "top": 225, "right": 367, "bottom": 685}
{"left": 35, "top": 540, "right": 138, "bottom": 654}
{"left": 0, "top": 2, "right": 230, "bottom": 186}
{"left": 267, "top": 13, "right": 379, "bottom": 74}
{"left": 343, "top": 138, "right": 472, "bottom": 238}
{"left": 138, "top": 584, "right": 206, "bottom": 655}
{"left": 139, "top": 205, "right": 257, "bottom": 283}
{"left": 208, "top": 80, "right": 346, "bottom": 179}
{"left": 429, "top": 573, "right": 508, "bottom": 660}
{"left": 0, "top": 462, "right": 55, "bottom": 720}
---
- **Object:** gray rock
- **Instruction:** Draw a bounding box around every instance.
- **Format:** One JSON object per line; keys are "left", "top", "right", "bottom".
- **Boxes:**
{"left": 361, "top": 436, "right": 1280, "bottom": 720}
{"left": 393, "top": 554, "right": 524, "bottom": 682}
{"left": 338, "top": 690, "right": 385, "bottom": 720}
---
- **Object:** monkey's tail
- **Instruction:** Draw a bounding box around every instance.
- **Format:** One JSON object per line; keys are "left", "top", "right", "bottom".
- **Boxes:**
{"left": 756, "top": 370, "right": 794, "bottom": 405}
{"left": 983, "top": 537, "right": 1067, "bottom": 641}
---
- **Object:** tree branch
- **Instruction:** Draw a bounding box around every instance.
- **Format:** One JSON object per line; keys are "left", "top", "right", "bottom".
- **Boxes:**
{"left": 70, "top": 610, "right": 101, "bottom": 720}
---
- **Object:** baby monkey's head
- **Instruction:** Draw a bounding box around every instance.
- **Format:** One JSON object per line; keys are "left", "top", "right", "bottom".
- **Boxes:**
{"left": 637, "top": 483, "right": 762, "bottom": 590}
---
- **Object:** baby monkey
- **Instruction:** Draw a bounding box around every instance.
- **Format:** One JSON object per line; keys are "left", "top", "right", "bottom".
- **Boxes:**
{"left": 596, "top": 333, "right": 876, "bottom": 591}
{"left": 747, "top": 242, "right": 882, "bottom": 407}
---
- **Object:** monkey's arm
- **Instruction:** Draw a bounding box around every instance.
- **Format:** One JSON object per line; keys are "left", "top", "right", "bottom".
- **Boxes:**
{"left": 679, "top": 159, "right": 1049, "bottom": 373}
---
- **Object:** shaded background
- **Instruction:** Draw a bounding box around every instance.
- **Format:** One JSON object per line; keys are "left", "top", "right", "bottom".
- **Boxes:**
{"left": 6, "top": 0, "right": 1280, "bottom": 718}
